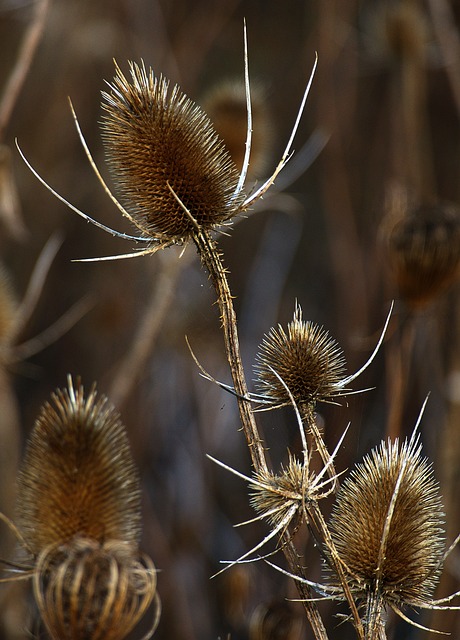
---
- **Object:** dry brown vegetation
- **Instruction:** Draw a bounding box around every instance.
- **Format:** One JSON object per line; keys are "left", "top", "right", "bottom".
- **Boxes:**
{"left": 1, "top": 1, "right": 460, "bottom": 639}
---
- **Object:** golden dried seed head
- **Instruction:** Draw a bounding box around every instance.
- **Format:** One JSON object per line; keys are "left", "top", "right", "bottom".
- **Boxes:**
{"left": 34, "top": 537, "right": 158, "bottom": 640}
{"left": 249, "top": 455, "right": 306, "bottom": 527}
{"left": 386, "top": 203, "right": 460, "bottom": 308}
{"left": 101, "top": 61, "right": 245, "bottom": 241}
{"left": 254, "top": 305, "right": 346, "bottom": 409}
{"left": 17, "top": 377, "right": 142, "bottom": 555}
{"left": 202, "top": 79, "right": 271, "bottom": 179}
{"left": 328, "top": 435, "right": 445, "bottom": 607}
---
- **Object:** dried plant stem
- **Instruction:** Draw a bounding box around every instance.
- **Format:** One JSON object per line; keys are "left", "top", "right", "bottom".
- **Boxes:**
{"left": 385, "top": 314, "right": 416, "bottom": 440}
{"left": 300, "top": 403, "right": 339, "bottom": 492}
{"left": 0, "top": 0, "right": 50, "bottom": 140}
{"left": 109, "top": 251, "right": 187, "bottom": 407}
{"left": 306, "top": 501, "right": 365, "bottom": 640}
{"left": 193, "top": 229, "right": 329, "bottom": 640}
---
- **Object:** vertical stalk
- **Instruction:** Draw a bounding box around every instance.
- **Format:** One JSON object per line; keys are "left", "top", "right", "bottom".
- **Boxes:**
{"left": 193, "top": 228, "right": 330, "bottom": 640}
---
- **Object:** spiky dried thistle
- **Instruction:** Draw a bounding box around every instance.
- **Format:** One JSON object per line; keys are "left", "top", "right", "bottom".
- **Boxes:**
{"left": 17, "top": 376, "right": 142, "bottom": 553}
{"left": 17, "top": 32, "right": 330, "bottom": 637}
{"left": 12, "top": 376, "right": 160, "bottom": 640}
{"left": 327, "top": 402, "right": 459, "bottom": 638}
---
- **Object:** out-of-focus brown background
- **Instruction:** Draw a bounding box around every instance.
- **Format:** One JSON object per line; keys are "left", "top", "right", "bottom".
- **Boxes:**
{"left": 1, "top": 1, "right": 460, "bottom": 638}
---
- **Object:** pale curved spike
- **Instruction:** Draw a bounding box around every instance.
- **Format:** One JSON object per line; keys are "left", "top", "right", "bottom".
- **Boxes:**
{"left": 266, "top": 364, "right": 308, "bottom": 457}
{"left": 423, "top": 589, "right": 460, "bottom": 606}
{"left": 264, "top": 559, "right": 340, "bottom": 597}
{"left": 68, "top": 99, "right": 149, "bottom": 236}
{"left": 211, "top": 503, "right": 298, "bottom": 578}
{"left": 338, "top": 301, "right": 394, "bottom": 389}
{"left": 72, "top": 244, "right": 164, "bottom": 263}
{"left": 390, "top": 603, "right": 449, "bottom": 635}
{"left": 16, "top": 141, "right": 150, "bottom": 243}
{"left": 243, "top": 53, "right": 318, "bottom": 209}
{"left": 408, "top": 394, "right": 429, "bottom": 448}
{"left": 234, "top": 501, "right": 296, "bottom": 528}
{"left": 206, "top": 454, "right": 255, "bottom": 486}
{"left": 442, "top": 531, "right": 460, "bottom": 564}
{"left": 314, "top": 423, "right": 350, "bottom": 486}
{"left": 232, "top": 19, "right": 252, "bottom": 199}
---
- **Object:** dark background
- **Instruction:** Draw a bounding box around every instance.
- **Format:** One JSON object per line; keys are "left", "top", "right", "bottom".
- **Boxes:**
{"left": 1, "top": 1, "right": 460, "bottom": 638}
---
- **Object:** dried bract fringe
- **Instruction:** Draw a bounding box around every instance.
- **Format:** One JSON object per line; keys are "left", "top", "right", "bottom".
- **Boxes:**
{"left": 101, "top": 61, "right": 245, "bottom": 242}
{"left": 34, "top": 536, "right": 159, "bottom": 640}
{"left": 385, "top": 202, "right": 460, "bottom": 308}
{"left": 328, "top": 423, "right": 446, "bottom": 636}
{"left": 17, "top": 376, "right": 142, "bottom": 555}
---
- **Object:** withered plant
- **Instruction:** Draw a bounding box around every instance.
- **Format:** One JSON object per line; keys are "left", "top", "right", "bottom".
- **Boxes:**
{"left": 9, "top": 14, "right": 460, "bottom": 640}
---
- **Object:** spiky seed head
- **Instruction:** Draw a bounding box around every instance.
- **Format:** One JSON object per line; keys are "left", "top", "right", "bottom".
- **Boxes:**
{"left": 34, "top": 537, "right": 158, "bottom": 640}
{"left": 249, "top": 455, "right": 306, "bottom": 529}
{"left": 254, "top": 305, "right": 346, "bottom": 410}
{"left": 17, "top": 377, "right": 142, "bottom": 555}
{"left": 202, "top": 79, "right": 271, "bottom": 179}
{"left": 328, "top": 435, "right": 445, "bottom": 607}
{"left": 101, "top": 61, "right": 245, "bottom": 242}
{"left": 385, "top": 203, "right": 460, "bottom": 308}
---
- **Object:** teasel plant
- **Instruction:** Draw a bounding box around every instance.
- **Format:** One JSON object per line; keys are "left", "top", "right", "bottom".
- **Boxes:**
{"left": 0, "top": 375, "right": 160, "bottom": 640}
{"left": 264, "top": 398, "right": 460, "bottom": 639}
{"left": 15, "top": 26, "right": 343, "bottom": 638}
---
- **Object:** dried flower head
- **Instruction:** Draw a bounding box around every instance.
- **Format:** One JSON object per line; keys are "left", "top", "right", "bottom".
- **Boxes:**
{"left": 101, "top": 61, "right": 245, "bottom": 242}
{"left": 18, "top": 31, "right": 317, "bottom": 262}
{"left": 202, "top": 79, "right": 271, "bottom": 179}
{"left": 34, "top": 536, "right": 159, "bottom": 640}
{"left": 328, "top": 421, "right": 447, "bottom": 633}
{"left": 254, "top": 303, "right": 390, "bottom": 412}
{"left": 17, "top": 376, "right": 141, "bottom": 555}
{"left": 385, "top": 203, "right": 460, "bottom": 308}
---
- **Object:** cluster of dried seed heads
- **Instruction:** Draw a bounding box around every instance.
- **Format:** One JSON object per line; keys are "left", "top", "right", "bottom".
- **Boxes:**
{"left": 16, "top": 377, "right": 159, "bottom": 640}
{"left": 328, "top": 425, "right": 446, "bottom": 633}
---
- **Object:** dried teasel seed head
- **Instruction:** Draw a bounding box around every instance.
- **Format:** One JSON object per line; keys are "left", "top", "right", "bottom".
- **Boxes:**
{"left": 34, "top": 536, "right": 159, "bottom": 640}
{"left": 249, "top": 600, "right": 303, "bottom": 640}
{"left": 202, "top": 79, "right": 271, "bottom": 180}
{"left": 101, "top": 61, "right": 245, "bottom": 242}
{"left": 385, "top": 203, "right": 460, "bottom": 308}
{"left": 0, "top": 263, "right": 17, "bottom": 351}
{"left": 254, "top": 304, "right": 346, "bottom": 411}
{"left": 328, "top": 433, "right": 445, "bottom": 608}
{"left": 249, "top": 454, "right": 307, "bottom": 528}
{"left": 17, "top": 377, "right": 141, "bottom": 555}
{"left": 364, "top": 0, "right": 430, "bottom": 65}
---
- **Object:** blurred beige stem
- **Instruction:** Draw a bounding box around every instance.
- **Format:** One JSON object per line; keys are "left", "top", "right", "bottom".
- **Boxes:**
{"left": 0, "top": 0, "right": 50, "bottom": 140}
{"left": 194, "top": 229, "right": 330, "bottom": 640}
{"left": 109, "top": 250, "right": 186, "bottom": 407}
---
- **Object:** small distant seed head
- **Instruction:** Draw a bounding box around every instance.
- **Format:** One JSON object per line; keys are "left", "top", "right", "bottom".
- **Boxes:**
{"left": 17, "top": 377, "right": 142, "bottom": 555}
{"left": 101, "top": 61, "right": 245, "bottom": 241}
{"left": 254, "top": 305, "right": 346, "bottom": 410}
{"left": 385, "top": 203, "right": 460, "bottom": 308}
{"left": 202, "top": 79, "right": 272, "bottom": 179}
{"left": 328, "top": 435, "right": 445, "bottom": 607}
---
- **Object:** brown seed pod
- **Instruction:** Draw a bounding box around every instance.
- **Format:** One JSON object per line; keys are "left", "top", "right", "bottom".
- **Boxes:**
{"left": 34, "top": 536, "right": 159, "bottom": 640}
{"left": 328, "top": 430, "right": 445, "bottom": 618}
{"left": 202, "top": 79, "right": 272, "bottom": 180}
{"left": 254, "top": 304, "right": 346, "bottom": 411}
{"left": 385, "top": 203, "right": 460, "bottom": 308}
{"left": 17, "top": 377, "right": 142, "bottom": 555}
{"left": 101, "top": 61, "right": 245, "bottom": 242}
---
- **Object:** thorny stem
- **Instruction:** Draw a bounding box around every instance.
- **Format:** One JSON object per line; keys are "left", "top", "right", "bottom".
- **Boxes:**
{"left": 193, "top": 229, "right": 329, "bottom": 640}
{"left": 306, "top": 501, "right": 365, "bottom": 640}
{"left": 300, "top": 402, "right": 339, "bottom": 493}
